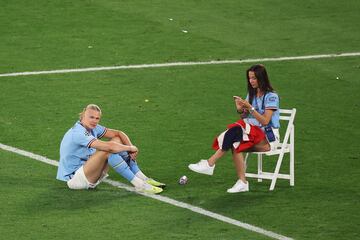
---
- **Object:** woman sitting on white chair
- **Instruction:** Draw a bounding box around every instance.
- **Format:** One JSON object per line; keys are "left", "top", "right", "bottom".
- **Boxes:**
{"left": 188, "top": 64, "right": 280, "bottom": 193}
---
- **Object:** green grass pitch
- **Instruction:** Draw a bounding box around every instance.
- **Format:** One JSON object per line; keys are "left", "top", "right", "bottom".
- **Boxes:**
{"left": 0, "top": 1, "right": 359, "bottom": 239}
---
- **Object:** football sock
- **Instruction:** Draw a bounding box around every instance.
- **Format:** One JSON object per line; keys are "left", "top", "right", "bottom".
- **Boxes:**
{"left": 128, "top": 160, "right": 141, "bottom": 175}
{"left": 108, "top": 153, "right": 135, "bottom": 182}
{"left": 135, "top": 170, "right": 148, "bottom": 181}
{"left": 118, "top": 151, "right": 142, "bottom": 175}
{"left": 130, "top": 176, "right": 145, "bottom": 188}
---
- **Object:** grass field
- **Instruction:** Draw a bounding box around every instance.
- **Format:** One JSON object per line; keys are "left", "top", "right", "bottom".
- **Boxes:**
{"left": 1, "top": 1, "right": 359, "bottom": 239}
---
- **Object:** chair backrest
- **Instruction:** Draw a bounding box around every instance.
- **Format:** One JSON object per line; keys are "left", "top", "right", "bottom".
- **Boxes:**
{"left": 275, "top": 108, "right": 296, "bottom": 149}
{"left": 245, "top": 108, "right": 297, "bottom": 190}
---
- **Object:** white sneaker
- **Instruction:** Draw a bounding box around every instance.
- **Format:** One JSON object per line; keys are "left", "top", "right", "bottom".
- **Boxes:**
{"left": 227, "top": 179, "right": 249, "bottom": 193}
{"left": 188, "top": 160, "right": 215, "bottom": 175}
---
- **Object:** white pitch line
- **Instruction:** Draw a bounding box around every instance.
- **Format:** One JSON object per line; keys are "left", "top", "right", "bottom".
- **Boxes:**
{"left": 0, "top": 52, "right": 359, "bottom": 77}
{"left": 0, "top": 142, "right": 293, "bottom": 240}
{"left": 0, "top": 143, "right": 59, "bottom": 167}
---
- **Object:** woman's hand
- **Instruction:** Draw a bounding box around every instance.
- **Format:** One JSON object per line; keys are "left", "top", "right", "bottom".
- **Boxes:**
{"left": 234, "top": 96, "right": 252, "bottom": 110}
{"left": 233, "top": 97, "right": 274, "bottom": 126}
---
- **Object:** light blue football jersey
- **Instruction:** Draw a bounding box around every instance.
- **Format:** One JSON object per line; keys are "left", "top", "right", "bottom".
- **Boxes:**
{"left": 245, "top": 92, "right": 280, "bottom": 129}
{"left": 56, "top": 121, "right": 107, "bottom": 181}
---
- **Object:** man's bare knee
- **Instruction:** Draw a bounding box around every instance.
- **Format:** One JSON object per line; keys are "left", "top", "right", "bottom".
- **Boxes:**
{"left": 93, "top": 150, "right": 110, "bottom": 159}
{"left": 110, "top": 136, "right": 123, "bottom": 143}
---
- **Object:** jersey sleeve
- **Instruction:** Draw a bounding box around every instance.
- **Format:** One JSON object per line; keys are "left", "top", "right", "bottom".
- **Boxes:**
{"left": 72, "top": 129, "right": 97, "bottom": 148}
{"left": 94, "top": 124, "right": 107, "bottom": 139}
{"left": 265, "top": 92, "right": 279, "bottom": 110}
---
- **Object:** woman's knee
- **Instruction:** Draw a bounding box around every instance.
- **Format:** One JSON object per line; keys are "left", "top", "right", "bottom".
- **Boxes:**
{"left": 254, "top": 141, "right": 270, "bottom": 152}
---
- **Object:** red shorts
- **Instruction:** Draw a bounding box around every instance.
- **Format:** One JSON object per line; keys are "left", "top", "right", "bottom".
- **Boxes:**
{"left": 212, "top": 120, "right": 265, "bottom": 153}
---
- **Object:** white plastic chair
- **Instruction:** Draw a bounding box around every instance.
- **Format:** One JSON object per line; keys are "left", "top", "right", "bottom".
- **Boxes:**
{"left": 245, "top": 108, "right": 296, "bottom": 191}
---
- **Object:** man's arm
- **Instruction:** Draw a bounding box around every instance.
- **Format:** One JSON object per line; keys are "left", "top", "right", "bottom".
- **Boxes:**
{"left": 100, "top": 128, "right": 139, "bottom": 159}
{"left": 103, "top": 129, "right": 132, "bottom": 145}
{"left": 90, "top": 139, "right": 137, "bottom": 153}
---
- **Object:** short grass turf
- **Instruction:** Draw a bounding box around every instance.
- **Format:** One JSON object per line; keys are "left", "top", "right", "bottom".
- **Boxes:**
{"left": 0, "top": 150, "right": 271, "bottom": 240}
{"left": 1, "top": 57, "right": 360, "bottom": 239}
{"left": 1, "top": 0, "right": 359, "bottom": 72}
{"left": 1, "top": 0, "right": 360, "bottom": 239}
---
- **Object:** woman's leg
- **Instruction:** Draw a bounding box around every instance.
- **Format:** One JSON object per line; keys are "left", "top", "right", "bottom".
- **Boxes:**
{"left": 230, "top": 139, "right": 270, "bottom": 184}
{"left": 227, "top": 150, "right": 249, "bottom": 193}
{"left": 208, "top": 126, "right": 242, "bottom": 166}
{"left": 227, "top": 139, "right": 270, "bottom": 193}
{"left": 208, "top": 149, "right": 226, "bottom": 166}
{"left": 252, "top": 139, "right": 271, "bottom": 152}
{"left": 232, "top": 151, "right": 247, "bottom": 183}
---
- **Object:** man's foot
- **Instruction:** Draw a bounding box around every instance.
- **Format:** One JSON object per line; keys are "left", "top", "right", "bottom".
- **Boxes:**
{"left": 188, "top": 160, "right": 215, "bottom": 175}
{"left": 227, "top": 179, "right": 249, "bottom": 193}
{"left": 137, "top": 183, "right": 163, "bottom": 194}
{"left": 146, "top": 178, "right": 166, "bottom": 188}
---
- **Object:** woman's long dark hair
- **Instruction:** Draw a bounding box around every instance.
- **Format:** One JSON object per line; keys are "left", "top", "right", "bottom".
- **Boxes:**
{"left": 246, "top": 64, "right": 274, "bottom": 105}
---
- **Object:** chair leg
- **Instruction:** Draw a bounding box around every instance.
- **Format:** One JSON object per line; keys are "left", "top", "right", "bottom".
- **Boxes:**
{"left": 290, "top": 126, "right": 295, "bottom": 186}
{"left": 269, "top": 153, "right": 285, "bottom": 191}
{"left": 257, "top": 154, "right": 263, "bottom": 182}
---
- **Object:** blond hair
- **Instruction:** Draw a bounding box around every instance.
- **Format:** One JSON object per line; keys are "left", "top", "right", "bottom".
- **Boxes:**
{"left": 79, "top": 104, "right": 102, "bottom": 120}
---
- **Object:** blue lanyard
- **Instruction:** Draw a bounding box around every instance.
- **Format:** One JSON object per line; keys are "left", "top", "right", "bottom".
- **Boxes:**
{"left": 254, "top": 93, "right": 267, "bottom": 113}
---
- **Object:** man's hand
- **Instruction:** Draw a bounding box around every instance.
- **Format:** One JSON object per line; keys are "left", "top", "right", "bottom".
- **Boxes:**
{"left": 129, "top": 145, "right": 138, "bottom": 160}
